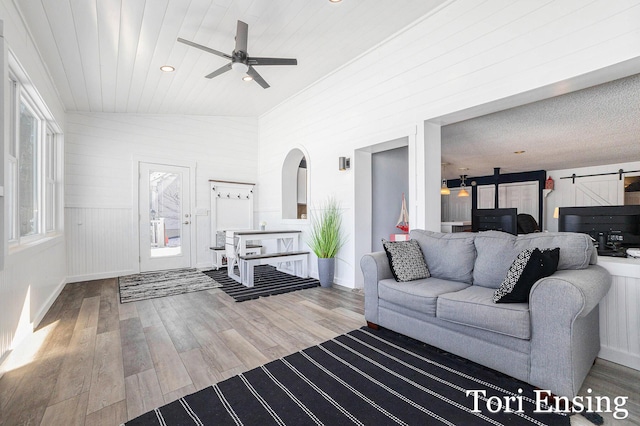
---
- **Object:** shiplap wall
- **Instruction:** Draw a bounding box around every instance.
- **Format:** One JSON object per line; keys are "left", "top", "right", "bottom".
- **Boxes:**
{"left": 65, "top": 113, "right": 258, "bottom": 282}
{"left": 257, "top": 0, "right": 640, "bottom": 287}
{"left": 598, "top": 267, "right": 640, "bottom": 370}
{"left": 1, "top": 0, "right": 67, "bottom": 364}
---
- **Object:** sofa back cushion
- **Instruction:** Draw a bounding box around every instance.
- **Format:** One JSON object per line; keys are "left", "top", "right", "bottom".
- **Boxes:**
{"left": 410, "top": 229, "right": 476, "bottom": 284}
{"left": 473, "top": 231, "right": 596, "bottom": 288}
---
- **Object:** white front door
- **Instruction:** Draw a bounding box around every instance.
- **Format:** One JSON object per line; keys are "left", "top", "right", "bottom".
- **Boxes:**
{"left": 139, "top": 162, "right": 192, "bottom": 272}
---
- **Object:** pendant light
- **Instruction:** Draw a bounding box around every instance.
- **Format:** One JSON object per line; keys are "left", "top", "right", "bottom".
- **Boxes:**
{"left": 458, "top": 175, "right": 469, "bottom": 197}
{"left": 441, "top": 163, "right": 450, "bottom": 195}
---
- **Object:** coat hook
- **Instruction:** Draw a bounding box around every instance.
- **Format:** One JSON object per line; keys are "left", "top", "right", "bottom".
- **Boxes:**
{"left": 237, "top": 193, "right": 241, "bottom": 198}
{"left": 227, "top": 193, "right": 230, "bottom": 198}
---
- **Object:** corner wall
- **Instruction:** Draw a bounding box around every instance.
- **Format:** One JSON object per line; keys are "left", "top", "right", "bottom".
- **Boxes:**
{"left": 64, "top": 113, "right": 259, "bottom": 282}
{"left": 256, "top": 0, "right": 640, "bottom": 287}
{"left": 0, "top": 0, "right": 67, "bottom": 363}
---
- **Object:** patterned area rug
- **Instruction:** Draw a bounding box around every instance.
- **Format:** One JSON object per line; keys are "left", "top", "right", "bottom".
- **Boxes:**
{"left": 204, "top": 265, "right": 320, "bottom": 302}
{"left": 119, "top": 268, "right": 221, "bottom": 303}
{"left": 125, "top": 327, "right": 571, "bottom": 425}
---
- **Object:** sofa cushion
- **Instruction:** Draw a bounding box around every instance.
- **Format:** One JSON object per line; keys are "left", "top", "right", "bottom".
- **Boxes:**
{"left": 437, "top": 286, "right": 531, "bottom": 339}
{"left": 473, "top": 231, "right": 595, "bottom": 288}
{"left": 410, "top": 229, "right": 476, "bottom": 284}
{"left": 382, "top": 239, "right": 430, "bottom": 282}
{"left": 379, "top": 277, "right": 470, "bottom": 317}
{"left": 494, "top": 248, "right": 560, "bottom": 303}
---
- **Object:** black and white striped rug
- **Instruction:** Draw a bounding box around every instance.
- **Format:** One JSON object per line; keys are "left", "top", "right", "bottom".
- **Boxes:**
{"left": 119, "top": 268, "right": 221, "bottom": 303}
{"left": 124, "top": 327, "right": 570, "bottom": 425}
{"left": 204, "top": 265, "right": 320, "bottom": 302}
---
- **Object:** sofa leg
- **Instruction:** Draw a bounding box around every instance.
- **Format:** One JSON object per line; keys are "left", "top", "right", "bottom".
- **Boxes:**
{"left": 367, "top": 321, "right": 380, "bottom": 330}
{"left": 535, "top": 390, "right": 572, "bottom": 411}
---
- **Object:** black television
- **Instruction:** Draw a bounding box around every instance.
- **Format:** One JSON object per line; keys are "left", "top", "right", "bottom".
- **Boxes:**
{"left": 558, "top": 205, "right": 640, "bottom": 256}
{"left": 472, "top": 208, "right": 518, "bottom": 235}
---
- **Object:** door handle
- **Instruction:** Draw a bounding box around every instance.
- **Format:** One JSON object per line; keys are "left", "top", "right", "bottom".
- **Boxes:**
{"left": 183, "top": 221, "right": 191, "bottom": 225}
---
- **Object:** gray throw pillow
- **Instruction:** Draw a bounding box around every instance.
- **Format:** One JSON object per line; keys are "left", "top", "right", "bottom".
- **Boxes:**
{"left": 382, "top": 239, "right": 430, "bottom": 282}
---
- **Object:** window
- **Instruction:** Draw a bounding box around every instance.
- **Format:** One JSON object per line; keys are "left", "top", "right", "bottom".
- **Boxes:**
{"left": 19, "top": 98, "right": 40, "bottom": 237}
{"left": 8, "top": 61, "right": 62, "bottom": 245}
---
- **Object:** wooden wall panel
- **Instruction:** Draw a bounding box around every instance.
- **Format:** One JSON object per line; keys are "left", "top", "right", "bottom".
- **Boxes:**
{"left": 65, "top": 207, "right": 135, "bottom": 282}
{"left": 65, "top": 113, "right": 259, "bottom": 281}
{"left": 599, "top": 272, "right": 640, "bottom": 370}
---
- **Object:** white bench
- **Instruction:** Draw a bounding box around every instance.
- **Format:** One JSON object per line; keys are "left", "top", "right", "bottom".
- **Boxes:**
{"left": 210, "top": 244, "right": 261, "bottom": 270}
{"left": 238, "top": 251, "right": 309, "bottom": 287}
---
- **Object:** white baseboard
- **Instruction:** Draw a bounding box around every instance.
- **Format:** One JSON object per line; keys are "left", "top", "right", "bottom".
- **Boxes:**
{"left": 598, "top": 346, "right": 640, "bottom": 371}
{"left": 333, "top": 275, "right": 355, "bottom": 288}
{"left": 195, "top": 262, "right": 214, "bottom": 270}
{"left": 33, "top": 277, "right": 67, "bottom": 329}
{"left": 66, "top": 269, "right": 137, "bottom": 284}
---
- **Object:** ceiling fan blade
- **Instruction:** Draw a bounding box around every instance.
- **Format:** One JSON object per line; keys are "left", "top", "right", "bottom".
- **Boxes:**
{"left": 247, "top": 66, "right": 270, "bottom": 89}
{"left": 177, "top": 37, "right": 231, "bottom": 59}
{"left": 235, "top": 21, "right": 248, "bottom": 53}
{"left": 249, "top": 57, "right": 297, "bottom": 66}
{"left": 205, "top": 63, "right": 232, "bottom": 79}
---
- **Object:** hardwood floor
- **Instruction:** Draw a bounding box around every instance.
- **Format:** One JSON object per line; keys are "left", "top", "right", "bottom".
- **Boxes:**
{"left": 0, "top": 278, "right": 638, "bottom": 425}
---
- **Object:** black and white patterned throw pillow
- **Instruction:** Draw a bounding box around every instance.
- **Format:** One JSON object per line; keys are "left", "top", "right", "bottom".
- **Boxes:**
{"left": 382, "top": 239, "right": 430, "bottom": 282}
{"left": 493, "top": 247, "right": 560, "bottom": 303}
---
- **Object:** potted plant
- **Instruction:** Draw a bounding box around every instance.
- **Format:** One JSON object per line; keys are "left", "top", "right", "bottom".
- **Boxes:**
{"left": 308, "top": 197, "right": 345, "bottom": 287}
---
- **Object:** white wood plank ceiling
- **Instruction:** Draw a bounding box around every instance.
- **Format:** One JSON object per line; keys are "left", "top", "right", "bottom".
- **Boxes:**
{"left": 16, "top": 0, "right": 446, "bottom": 116}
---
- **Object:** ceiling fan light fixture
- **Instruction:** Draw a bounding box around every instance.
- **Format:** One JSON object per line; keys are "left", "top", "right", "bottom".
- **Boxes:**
{"left": 231, "top": 62, "right": 249, "bottom": 74}
{"left": 160, "top": 65, "right": 175, "bottom": 72}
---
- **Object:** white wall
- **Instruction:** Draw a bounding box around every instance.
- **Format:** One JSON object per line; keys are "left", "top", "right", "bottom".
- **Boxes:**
{"left": 544, "top": 161, "right": 640, "bottom": 232}
{"left": 1, "top": 0, "right": 67, "bottom": 363}
{"left": 65, "top": 113, "right": 258, "bottom": 282}
{"left": 257, "top": 0, "right": 640, "bottom": 288}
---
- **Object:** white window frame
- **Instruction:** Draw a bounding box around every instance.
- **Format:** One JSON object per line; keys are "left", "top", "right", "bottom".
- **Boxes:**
{"left": 16, "top": 93, "right": 43, "bottom": 243}
{"left": 8, "top": 54, "right": 62, "bottom": 248}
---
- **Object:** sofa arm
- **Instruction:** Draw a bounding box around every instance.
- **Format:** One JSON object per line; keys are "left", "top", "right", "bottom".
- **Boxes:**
{"left": 530, "top": 265, "right": 611, "bottom": 319}
{"left": 360, "top": 252, "right": 394, "bottom": 324}
{"left": 529, "top": 265, "right": 611, "bottom": 397}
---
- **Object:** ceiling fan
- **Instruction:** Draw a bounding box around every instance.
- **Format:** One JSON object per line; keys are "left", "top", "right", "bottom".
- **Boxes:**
{"left": 177, "top": 20, "right": 297, "bottom": 89}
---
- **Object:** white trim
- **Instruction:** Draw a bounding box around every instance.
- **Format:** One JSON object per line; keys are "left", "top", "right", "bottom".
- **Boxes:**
{"left": 65, "top": 204, "right": 132, "bottom": 210}
{"left": 66, "top": 269, "right": 138, "bottom": 284}
{"left": 598, "top": 348, "right": 640, "bottom": 371}
{"left": 32, "top": 277, "right": 66, "bottom": 328}
{"left": 132, "top": 156, "right": 197, "bottom": 273}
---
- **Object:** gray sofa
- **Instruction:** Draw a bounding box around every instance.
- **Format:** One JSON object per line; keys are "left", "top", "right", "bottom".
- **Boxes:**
{"left": 360, "top": 230, "right": 612, "bottom": 398}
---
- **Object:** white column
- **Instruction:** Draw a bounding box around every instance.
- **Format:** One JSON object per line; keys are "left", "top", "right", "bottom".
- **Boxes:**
{"left": 424, "top": 121, "right": 442, "bottom": 232}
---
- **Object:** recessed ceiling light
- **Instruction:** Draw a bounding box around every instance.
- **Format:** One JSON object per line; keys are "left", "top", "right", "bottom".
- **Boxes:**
{"left": 329, "top": 0, "right": 342, "bottom": 3}
{"left": 242, "top": 75, "right": 253, "bottom": 82}
{"left": 160, "top": 65, "right": 175, "bottom": 72}
{"left": 513, "top": 150, "right": 526, "bottom": 154}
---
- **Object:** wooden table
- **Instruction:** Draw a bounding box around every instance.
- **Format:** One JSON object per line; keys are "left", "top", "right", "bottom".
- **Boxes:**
{"left": 226, "top": 229, "right": 303, "bottom": 285}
